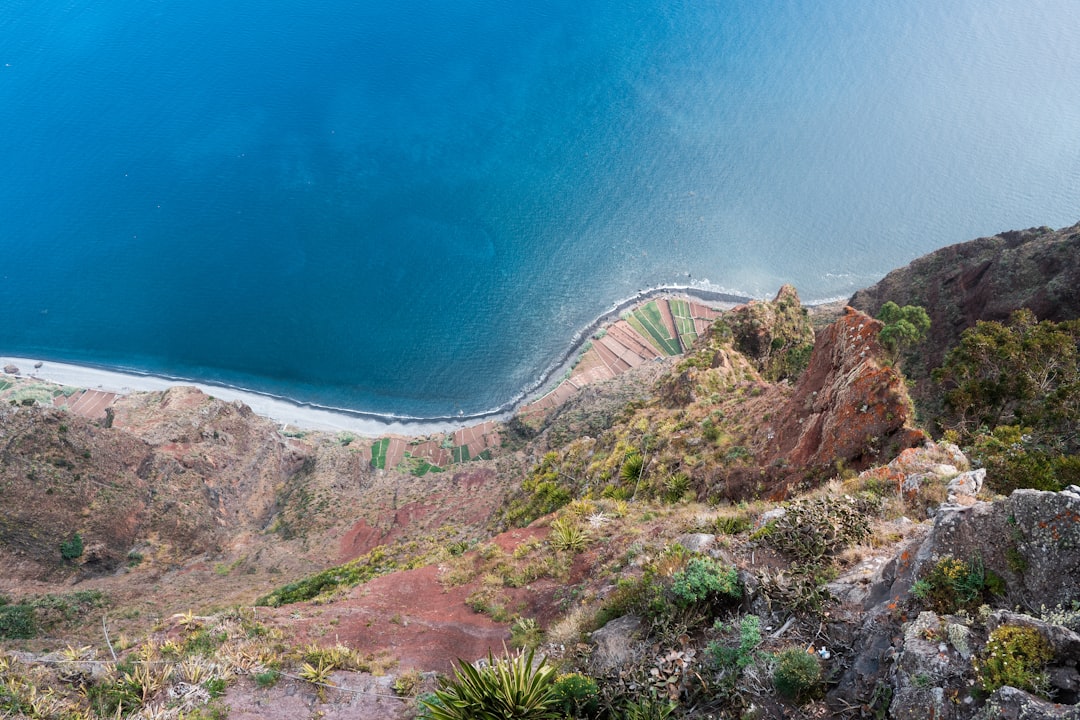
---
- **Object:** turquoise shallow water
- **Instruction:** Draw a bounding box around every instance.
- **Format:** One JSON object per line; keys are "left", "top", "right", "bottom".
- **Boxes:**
{"left": 2, "top": 1, "right": 1079, "bottom": 419}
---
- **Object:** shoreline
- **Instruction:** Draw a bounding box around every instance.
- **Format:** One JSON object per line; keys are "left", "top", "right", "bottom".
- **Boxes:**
{"left": 1, "top": 285, "right": 754, "bottom": 436}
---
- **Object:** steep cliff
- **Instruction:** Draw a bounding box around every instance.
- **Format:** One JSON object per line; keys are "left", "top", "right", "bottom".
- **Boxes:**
{"left": 762, "top": 307, "right": 926, "bottom": 482}
{"left": 849, "top": 221, "right": 1080, "bottom": 418}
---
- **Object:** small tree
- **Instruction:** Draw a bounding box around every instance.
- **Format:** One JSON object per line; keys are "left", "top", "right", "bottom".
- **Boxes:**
{"left": 933, "top": 310, "right": 1080, "bottom": 449}
{"left": 60, "top": 533, "right": 84, "bottom": 561}
{"left": 876, "top": 302, "right": 930, "bottom": 360}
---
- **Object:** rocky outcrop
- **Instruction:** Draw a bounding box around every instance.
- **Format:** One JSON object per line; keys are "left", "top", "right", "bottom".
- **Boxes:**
{"left": 833, "top": 486, "right": 1080, "bottom": 719}
{"left": 0, "top": 386, "right": 314, "bottom": 579}
{"left": 982, "top": 686, "right": 1080, "bottom": 720}
{"left": 915, "top": 486, "right": 1080, "bottom": 609}
{"left": 763, "top": 307, "right": 925, "bottom": 484}
{"left": 721, "top": 284, "right": 816, "bottom": 381}
{"left": 849, "top": 222, "right": 1080, "bottom": 417}
{"left": 589, "top": 615, "right": 645, "bottom": 675}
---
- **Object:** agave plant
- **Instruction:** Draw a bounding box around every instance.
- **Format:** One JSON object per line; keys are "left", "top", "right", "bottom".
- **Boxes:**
{"left": 548, "top": 519, "right": 589, "bottom": 554}
{"left": 421, "top": 647, "right": 559, "bottom": 720}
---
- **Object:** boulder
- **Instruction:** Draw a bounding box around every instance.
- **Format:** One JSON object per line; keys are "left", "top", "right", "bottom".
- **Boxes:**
{"left": 674, "top": 533, "right": 715, "bottom": 554}
{"left": 916, "top": 488, "right": 1080, "bottom": 609}
{"left": 889, "top": 611, "right": 971, "bottom": 720}
{"left": 589, "top": 615, "right": 644, "bottom": 674}
{"left": 981, "top": 685, "right": 1080, "bottom": 719}
{"left": 947, "top": 468, "right": 985, "bottom": 503}
{"left": 3, "top": 364, "right": 19, "bottom": 375}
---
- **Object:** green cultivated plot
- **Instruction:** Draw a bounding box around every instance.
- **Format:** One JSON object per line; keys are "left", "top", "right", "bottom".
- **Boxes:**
{"left": 669, "top": 298, "right": 699, "bottom": 349}
{"left": 627, "top": 301, "right": 682, "bottom": 355}
{"left": 452, "top": 445, "right": 471, "bottom": 464}
{"left": 400, "top": 453, "right": 443, "bottom": 477}
{"left": 370, "top": 438, "right": 390, "bottom": 469}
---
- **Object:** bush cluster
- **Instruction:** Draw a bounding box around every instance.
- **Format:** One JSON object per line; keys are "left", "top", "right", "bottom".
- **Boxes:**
{"left": 772, "top": 647, "right": 823, "bottom": 703}
{"left": 597, "top": 548, "right": 741, "bottom": 633}
{"left": 930, "top": 311, "right": 1080, "bottom": 493}
{"left": 911, "top": 555, "right": 1004, "bottom": 614}
{"left": 974, "top": 623, "right": 1053, "bottom": 696}
{"left": 760, "top": 495, "right": 877, "bottom": 563}
{"left": 256, "top": 545, "right": 408, "bottom": 606}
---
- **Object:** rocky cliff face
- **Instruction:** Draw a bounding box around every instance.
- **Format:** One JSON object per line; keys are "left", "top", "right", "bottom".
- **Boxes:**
{"left": 849, "top": 221, "right": 1080, "bottom": 417}
{"left": 761, "top": 306, "right": 925, "bottom": 486}
{"left": 721, "top": 284, "right": 816, "bottom": 382}
{"left": 0, "top": 387, "right": 310, "bottom": 580}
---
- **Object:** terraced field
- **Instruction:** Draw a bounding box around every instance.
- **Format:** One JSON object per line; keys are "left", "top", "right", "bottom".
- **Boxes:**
{"left": 519, "top": 295, "right": 728, "bottom": 424}
{"left": 625, "top": 301, "right": 682, "bottom": 356}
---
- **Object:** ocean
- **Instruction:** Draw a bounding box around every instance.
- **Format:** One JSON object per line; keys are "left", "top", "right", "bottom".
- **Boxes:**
{"left": 2, "top": 0, "right": 1079, "bottom": 420}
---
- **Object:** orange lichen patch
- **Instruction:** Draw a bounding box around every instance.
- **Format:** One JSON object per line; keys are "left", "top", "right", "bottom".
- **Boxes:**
{"left": 763, "top": 307, "right": 925, "bottom": 487}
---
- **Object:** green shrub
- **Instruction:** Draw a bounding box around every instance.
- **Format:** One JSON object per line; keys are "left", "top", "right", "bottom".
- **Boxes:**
{"left": 503, "top": 452, "right": 575, "bottom": 527}
{"left": 256, "top": 545, "right": 401, "bottom": 606}
{"left": 876, "top": 302, "right": 930, "bottom": 358}
{"left": 707, "top": 615, "right": 762, "bottom": 673}
{"left": 254, "top": 670, "right": 280, "bottom": 688}
{"left": 669, "top": 556, "right": 740, "bottom": 608}
{"left": 0, "top": 603, "right": 35, "bottom": 639}
{"left": 934, "top": 311, "right": 1080, "bottom": 453}
{"left": 420, "top": 648, "right": 559, "bottom": 720}
{"left": 204, "top": 676, "right": 228, "bottom": 698}
{"left": 970, "top": 425, "right": 1065, "bottom": 494}
{"left": 60, "top": 533, "right": 84, "bottom": 561}
{"left": 550, "top": 673, "right": 600, "bottom": 718}
{"left": 974, "top": 623, "right": 1053, "bottom": 696}
{"left": 773, "top": 647, "right": 822, "bottom": 703}
{"left": 911, "top": 555, "right": 1003, "bottom": 614}
{"left": 510, "top": 617, "right": 543, "bottom": 650}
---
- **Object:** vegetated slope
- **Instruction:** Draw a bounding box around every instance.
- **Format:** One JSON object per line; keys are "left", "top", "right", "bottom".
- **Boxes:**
{"left": 849, "top": 220, "right": 1080, "bottom": 418}
{"left": 3, "top": 225, "right": 1080, "bottom": 720}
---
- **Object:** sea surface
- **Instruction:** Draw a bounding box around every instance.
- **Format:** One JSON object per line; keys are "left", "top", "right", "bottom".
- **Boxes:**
{"left": 2, "top": 1, "right": 1079, "bottom": 420}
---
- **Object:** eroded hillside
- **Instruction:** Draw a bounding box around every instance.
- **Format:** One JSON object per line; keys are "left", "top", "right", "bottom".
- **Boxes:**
{"left": 2, "top": 233, "right": 1080, "bottom": 720}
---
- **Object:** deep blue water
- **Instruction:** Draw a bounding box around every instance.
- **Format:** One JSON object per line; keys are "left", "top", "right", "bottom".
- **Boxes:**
{"left": 2, "top": 1, "right": 1079, "bottom": 419}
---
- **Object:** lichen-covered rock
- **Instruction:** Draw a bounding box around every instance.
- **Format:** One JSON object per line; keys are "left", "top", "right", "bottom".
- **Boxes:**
{"left": 674, "top": 533, "right": 716, "bottom": 554}
{"left": 981, "top": 685, "right": 1080, "bottom": 719}
{"left": 947, "top": 469, "right": 985, "bottom": 503}
{"left": 589, "top": 615, "right": 644, "bottom": 674}
{"left": 916, "top": 487, "right": 1080, "bottom": 609}
{"left": 763, "top": 307, "right": 926, "bottom": 484}
{"left": 889, "top": 611, "right": 973, "bottom": 720}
